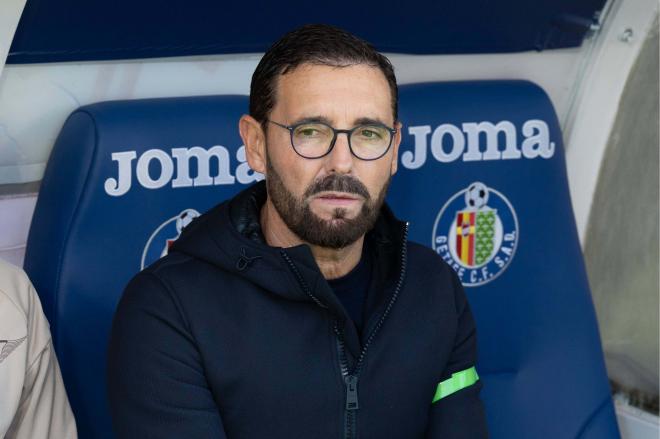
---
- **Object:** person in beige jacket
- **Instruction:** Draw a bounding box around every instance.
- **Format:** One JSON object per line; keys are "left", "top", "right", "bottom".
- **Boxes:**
{"left": 0, "top": 259, "right": 77, "bottom": 439}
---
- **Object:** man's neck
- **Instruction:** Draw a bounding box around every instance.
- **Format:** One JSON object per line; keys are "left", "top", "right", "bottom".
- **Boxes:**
{"left": 260, "top": 198, "right": 363, "bottom": 280}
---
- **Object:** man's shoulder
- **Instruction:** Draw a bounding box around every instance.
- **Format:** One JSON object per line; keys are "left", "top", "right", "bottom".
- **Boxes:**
{"left": 114, "top": 255, "right": 205, "bottom": 329}
{"left": 405, "top": 240, "right": 454, "bottom": 277}
{"left": 0, "top": 263, "right": 31, "bottom": 367}
{"left": 121, "top": 247, "right": 240, "bottom": 313}
{"left": 404, "top": 240, "right": 463, "bottom": 308}
{"left": 126, "top": 252, "right": 212, "bottom": 296}
{"left": 0, "top": 260, "right": 54, "bottom": 380}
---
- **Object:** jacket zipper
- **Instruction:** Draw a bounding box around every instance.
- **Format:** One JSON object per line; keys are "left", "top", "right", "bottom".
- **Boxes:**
{"left": 334, "top": 321, "right": 358, "bottom": 439}
{"left": 280, "top": 249, "right": 328, "bottom": 310}
{"left": 281, "top": 222, "right": 409, "bottom": 439}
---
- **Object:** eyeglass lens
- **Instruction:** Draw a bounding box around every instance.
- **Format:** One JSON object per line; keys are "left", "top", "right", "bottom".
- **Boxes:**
{"left": 291, "top": 123, "right": 391, "bottom": 159}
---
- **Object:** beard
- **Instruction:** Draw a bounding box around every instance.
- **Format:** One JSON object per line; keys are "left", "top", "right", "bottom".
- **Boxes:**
{"left": 265, "top": 155, "right": 391, "bottom": 249}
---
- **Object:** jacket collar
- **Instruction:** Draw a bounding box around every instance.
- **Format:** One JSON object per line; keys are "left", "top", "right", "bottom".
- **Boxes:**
{"left": 227, "top": 181, "right": 407, "bottom": 297}
{"left": 172, "top": 181, "right": 406, "bottom": 355}
{"left": 229, "top": 181, "right": 408, "bottom": 357}
{"left": 172, "top": 180, "right": 407, "bottom": 356}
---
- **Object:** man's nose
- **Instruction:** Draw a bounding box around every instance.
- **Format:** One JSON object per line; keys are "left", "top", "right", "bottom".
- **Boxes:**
{"left": 325, "top": 132, "right": 354, "bottom": 174}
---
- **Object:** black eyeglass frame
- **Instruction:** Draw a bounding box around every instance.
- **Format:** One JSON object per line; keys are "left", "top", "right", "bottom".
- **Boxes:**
{"left": 267, "top": 119, "right": 397, "bottom": 161}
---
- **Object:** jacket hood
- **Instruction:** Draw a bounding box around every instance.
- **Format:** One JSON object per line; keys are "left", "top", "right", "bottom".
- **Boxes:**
{"left": 170, "top": 181, "right": 407, "bottom": 318}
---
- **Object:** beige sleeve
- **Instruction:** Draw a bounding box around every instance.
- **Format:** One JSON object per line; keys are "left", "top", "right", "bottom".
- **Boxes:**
{"left": 0, "top": 262, "right": 77, "bottom": 439}
{"left": 4, "top": 341, "right": 77, "bottom": 439}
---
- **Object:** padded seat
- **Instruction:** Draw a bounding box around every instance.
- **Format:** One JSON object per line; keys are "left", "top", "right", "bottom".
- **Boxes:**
{"left": 24, "top": 81, "right": 619, "bottom": 438}
{"left": 389, "top": 81, "right": 619, "bottom": 438}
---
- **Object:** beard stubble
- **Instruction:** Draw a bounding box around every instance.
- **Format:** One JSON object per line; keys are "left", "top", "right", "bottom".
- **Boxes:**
{"left": 265, "top": 155, "right": 391, "bottom": 249}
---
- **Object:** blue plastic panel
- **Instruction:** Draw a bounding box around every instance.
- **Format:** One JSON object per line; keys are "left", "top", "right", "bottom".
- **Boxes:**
{"left": 9, "top": 0, "right": 606, "bottom": 63}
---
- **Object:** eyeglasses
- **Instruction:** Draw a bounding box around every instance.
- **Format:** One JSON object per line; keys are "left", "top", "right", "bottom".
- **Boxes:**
{"left": 267, "top": 119, "right": 397, "bottom": 161}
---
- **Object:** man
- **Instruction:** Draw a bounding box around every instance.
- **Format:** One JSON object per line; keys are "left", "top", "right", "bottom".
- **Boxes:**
{"left": 0, "top": 259, "right": 77, "bottom": 439}
{"left": 108, "top": 24, "right": 488, "bottom": 438}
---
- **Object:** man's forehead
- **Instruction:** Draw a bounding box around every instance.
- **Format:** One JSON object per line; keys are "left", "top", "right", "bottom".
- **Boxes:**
{"left": 273, "top": 63, "right": 394, "bottom": 124}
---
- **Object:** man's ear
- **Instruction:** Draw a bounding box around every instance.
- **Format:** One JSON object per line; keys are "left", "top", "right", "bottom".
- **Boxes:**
{"left": 390, "top": 121, "right": 403, "bottom": 175}
{"left": 239, "top": 115, "right": 267, "bottom": 174}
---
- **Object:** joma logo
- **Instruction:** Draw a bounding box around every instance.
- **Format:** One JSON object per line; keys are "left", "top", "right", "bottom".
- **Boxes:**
{"left": 104, "top": 119, "right": 555, "bottom": 197}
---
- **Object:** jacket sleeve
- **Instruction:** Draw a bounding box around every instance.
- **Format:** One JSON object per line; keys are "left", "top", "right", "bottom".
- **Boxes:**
{"left": 5, "top": 341, "right": 78, "bottom": 439}
{"left": 107, "top": 271, "right": 228, "bottom": 439}
{"left": 2, "top": 269, "right": 77, "bottom": 439}
{"left": 424, "top": 269, "right": 489, "bottom": 438}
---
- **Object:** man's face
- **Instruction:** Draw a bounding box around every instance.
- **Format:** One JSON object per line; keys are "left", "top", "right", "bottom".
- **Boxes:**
{"left": 261, "top": 63, "right": 401, "bottom": 248}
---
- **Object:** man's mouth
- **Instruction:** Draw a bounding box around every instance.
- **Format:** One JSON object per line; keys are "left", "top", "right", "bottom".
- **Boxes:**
{"left": 314, "top": 192, "right": 362, "bottom": 206}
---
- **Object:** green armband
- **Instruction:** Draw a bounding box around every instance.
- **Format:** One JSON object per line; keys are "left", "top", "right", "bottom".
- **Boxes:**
{"left": 432, "top": 366, "right": 479, "bottom": 403}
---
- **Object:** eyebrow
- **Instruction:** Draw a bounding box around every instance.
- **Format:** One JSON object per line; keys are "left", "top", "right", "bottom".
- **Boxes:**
{"left": 291, "top": 115, "right": 334, "bottom": 126}
{"left": 353, "top": 117, "right": 389, "bottom": 126}
{"left": 290, "top": 115, "right": 391, "bottom": 127}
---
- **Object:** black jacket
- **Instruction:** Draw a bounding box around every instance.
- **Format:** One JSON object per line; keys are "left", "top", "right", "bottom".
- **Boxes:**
{"left": 108, "top": 182, "right": 488, "bottom": 438}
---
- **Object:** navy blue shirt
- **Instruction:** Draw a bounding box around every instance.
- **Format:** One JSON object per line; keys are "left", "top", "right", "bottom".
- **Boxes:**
{"left": 327, "top": 242, "right": 373, "bottom": 335}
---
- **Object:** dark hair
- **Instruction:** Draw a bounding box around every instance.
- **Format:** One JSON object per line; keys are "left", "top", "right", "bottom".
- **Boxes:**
{"left": 249, "top": 24, "right": 398, "bottom": 128}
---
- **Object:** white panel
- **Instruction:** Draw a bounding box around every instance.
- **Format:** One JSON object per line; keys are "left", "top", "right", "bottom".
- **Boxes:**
{"left": 0, "top": 246, "right": 26, "bottom": 268}
{"left": 0, "top": 195, "right": 36, "bottom": 267}
{"left": 0, "top": 49, "right": 585, "bottom": 185}
{"left": 0, "top": 0, "right": 26, "bottom": 78}
{"left": 616, "top": 399, "right": 660, "bottom": 439}
{"left": 565, "top": 0, "right": 659, "bottom": 242}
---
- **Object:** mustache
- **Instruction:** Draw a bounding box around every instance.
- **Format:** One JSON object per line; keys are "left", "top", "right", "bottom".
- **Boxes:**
{"left": 304, "top": 174, "right": 370, "bottom": 200}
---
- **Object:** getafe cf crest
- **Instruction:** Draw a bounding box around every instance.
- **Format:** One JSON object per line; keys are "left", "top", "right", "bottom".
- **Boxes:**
{"left": 140, "top": 208, "right": 200, "bottom": 269}
{"left": 432, "top": 182, "right": 518, "bottom": 287}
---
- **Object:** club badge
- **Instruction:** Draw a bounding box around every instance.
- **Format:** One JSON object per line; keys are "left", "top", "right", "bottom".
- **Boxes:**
{"left": 140, "top": 208, "right": 200, "bottom": 269}
{"left": 432, "top": 182, "right": 518, "bottom": 287}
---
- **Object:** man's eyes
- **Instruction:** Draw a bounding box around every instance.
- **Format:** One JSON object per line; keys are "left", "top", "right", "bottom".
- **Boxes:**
{"left": 356, "top": 126, "right": 387, "bottom": 140}
{"left": 359, "top": 129, "right": 381, "bottom": 138}
{"left": 300, "top": 128, "right": 318, "bottom": 136}
{"left": 295, "top": 125, "right": 329, "bottom": 137}
{"left": 293, "top": 123, "right": 387, "bottom": 140}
